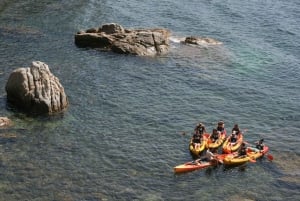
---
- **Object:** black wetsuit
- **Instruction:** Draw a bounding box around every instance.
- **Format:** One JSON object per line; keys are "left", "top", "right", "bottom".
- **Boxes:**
{"left": 238, "top": 147, "right": 247, "bottom": 156}
{"left": 197, "top": 126, "right": 206, "bottom": 135}
{"left": 256, "top": 144, "right": 264, "bottom": 150}
{"left": 192, "top": 133, "right": 202, "bottom": 143}
{"left": 230, "top": 134, "right": 237, "bottom": 143}
{"left": 217, "top": 126, "right": 224, "bottom": 133}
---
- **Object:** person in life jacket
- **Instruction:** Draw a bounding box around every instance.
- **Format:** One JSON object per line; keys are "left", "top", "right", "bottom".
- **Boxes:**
{"left": 195, "top": 149, "right": 217, "bottom": 164}
{"left": 192, "top": 130, "right": 203, "bottom": 149}
{"left": 230, "top": 124, "right": 240, "bottom": 143}
{"left": 216, "top": 121, "right": 225, "bottom": 133}
{"left": 195, "top": 122, "right": 206, "bottom": 135}
{"left": 237, "top": 142, "right": 247, "bottom": 157}
{"left": 230, "top": 131, "right": 238, "bottom": 143}
{"left": 231, "top": 124, "right": 240, "bottom": 135}
{"left": 255, "top": 139, "right": 264, "bottom": 150}
{"left": 210, "top": 128, "right": 220, "bottom": 143}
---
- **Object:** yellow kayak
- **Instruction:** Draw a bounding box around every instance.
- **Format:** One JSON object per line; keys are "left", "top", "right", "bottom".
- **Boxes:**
{"left": 206, "top": 130, "right": 226, "bottom": 149}
{"left": 189, "top": 133, "right": 209, "bottom": 155}
{"left": 223, "top": 154, "right": 251, "bottom": 166}
{"left": 247, "top": 146, "right": 269, "bottom": 159}
{"left": 222, "top": 134, "right": 243, "bottom": 153}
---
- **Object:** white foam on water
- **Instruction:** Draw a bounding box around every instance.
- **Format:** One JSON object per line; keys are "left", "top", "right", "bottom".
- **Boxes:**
{"left": 169, "top": 36, "right": 183, "bottom": 43}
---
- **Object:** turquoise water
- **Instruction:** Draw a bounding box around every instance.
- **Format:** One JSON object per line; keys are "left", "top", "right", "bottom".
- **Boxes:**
{"left": 0, "top": 1, "right": 299, "bottom": 200}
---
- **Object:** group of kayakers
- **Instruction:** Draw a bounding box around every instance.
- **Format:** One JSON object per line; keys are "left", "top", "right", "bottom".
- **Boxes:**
{"left": 190, "top": 120, "right": 265, "bottom": 163}
{"left": 175, "top": 122, "right": 271, "bottom": 173}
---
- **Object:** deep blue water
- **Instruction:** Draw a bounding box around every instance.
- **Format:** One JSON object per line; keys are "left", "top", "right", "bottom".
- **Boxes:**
{"left": 0, "top": 0, "right": 299, "bottom": 200}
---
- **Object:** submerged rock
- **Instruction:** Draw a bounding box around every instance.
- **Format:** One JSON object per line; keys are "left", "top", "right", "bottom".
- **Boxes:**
{"left": 0, "top": 117, "right": 12, "bottom": 128}
{"left": 183, "top": 36, "right": 223, "bottom": 45}
{"left": 75, "top": 23, "right": 170, "bottom": 56}
{"left": 5, "top": 61, "right": 69, "bottom": 115}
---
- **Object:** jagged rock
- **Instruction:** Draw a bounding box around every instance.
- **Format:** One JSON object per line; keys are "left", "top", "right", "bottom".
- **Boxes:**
{"left": 183, "top": 36, "right": 222, "bottom": 45}
{"left": 5, "top": 61, "right": 68, "bottom": 115}
{"left": 0, "top": 117, "right": 12, "bottom": 128}
{"left": 75, "top": 23, "right": 170, "bottom": 56}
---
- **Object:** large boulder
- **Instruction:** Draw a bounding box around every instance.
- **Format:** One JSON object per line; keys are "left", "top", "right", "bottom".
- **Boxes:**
{"left": 75, "top": 23, "right": 170, "bottom": 56}
{"left": 5, "top": 61, "right": 68, "bottom": 115}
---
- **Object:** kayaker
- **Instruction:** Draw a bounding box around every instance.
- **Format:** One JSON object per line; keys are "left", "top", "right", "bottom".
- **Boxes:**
{"left": 255, "top": 139, "right": 264, "bottom": 150}
{"left": 196, "top": 149, "right": 217, "bottom": 163}
{"left": 229, "top": 131, "right": 238, "bottom": 143}
{"left": 231, "top": 124, "right": 241, "bottom": 135}
{"left": 192, "top": 130, "right": 202, "bottom": 149}
{"left": 237, "top": 142, "right": 247, "bottom": 157}
{"left": 210, "top": 128, "right": 219, "bottom": 142}
{"left": 216, "top": 121, "right": 225, "bottom": 133}
{"left": 195, "top": 122, "right": 206, "bottom": 135}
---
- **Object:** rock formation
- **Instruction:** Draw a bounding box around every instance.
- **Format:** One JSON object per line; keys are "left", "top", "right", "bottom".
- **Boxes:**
{"left": 5, "top": 61, "right": 68, "bottom": 115}
{"left": 75, "top": 23, "right": 170, "bottom": 56}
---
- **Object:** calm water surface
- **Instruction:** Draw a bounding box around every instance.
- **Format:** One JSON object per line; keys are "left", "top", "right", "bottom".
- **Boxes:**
{"left": 0, "top": 0, "right": 299, "bottom": 200}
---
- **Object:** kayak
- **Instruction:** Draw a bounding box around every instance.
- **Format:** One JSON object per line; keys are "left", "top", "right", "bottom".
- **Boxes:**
{"left": 206, "top": 130, "right": 227, "bottom": 149}
{"left": 189, "top": 133, "right": 209, "bottom": 155}
{"left": 247, "top": 145, "right": 269, "bottom": 159}
{"left": 223, "top": 154, "right": 251, "bottom": 166}
{"left": 174, "top": 153, "right": 229, "bottom": 173}
{"left": 222, "top": 133, "right": 243, "bottom": 154}
{"left": 174, "top": 160, "right": 217, "bottom": 173}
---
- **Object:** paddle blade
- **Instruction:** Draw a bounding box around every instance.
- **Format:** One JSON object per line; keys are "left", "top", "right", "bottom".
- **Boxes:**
{"left": 266, "top": 154, "right": 274, "bottom": 161}
{"left": 249, "top": 158, "right": 256, "bottom": 163}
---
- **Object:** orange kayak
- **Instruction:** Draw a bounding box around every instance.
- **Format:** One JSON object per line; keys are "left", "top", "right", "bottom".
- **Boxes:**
{"left": 174, "top": 154, "right": 229, "bottom": 173}
{"left": 174, "top": 160, "right": 217, "bottom": 173}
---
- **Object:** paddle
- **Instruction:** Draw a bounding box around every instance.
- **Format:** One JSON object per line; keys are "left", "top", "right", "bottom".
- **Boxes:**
{"left": 266, "top": 153, "right": 274, "bottom": 161}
